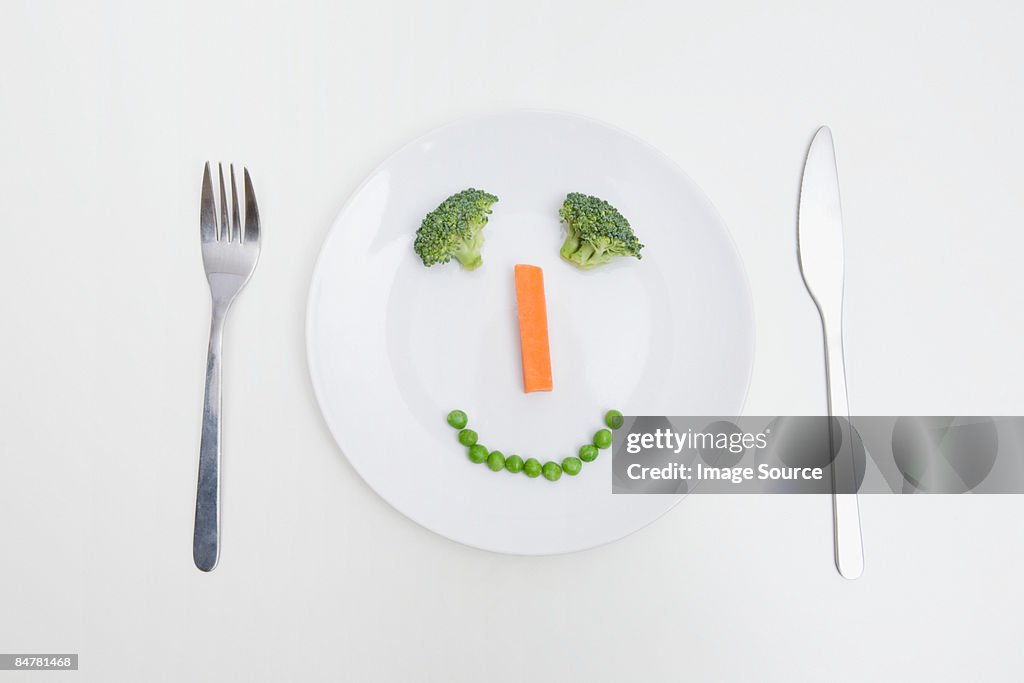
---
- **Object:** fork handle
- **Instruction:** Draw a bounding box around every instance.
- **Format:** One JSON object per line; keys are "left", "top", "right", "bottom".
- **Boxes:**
{"left": 194, "top": 304, "right": 227, "bottom": 571}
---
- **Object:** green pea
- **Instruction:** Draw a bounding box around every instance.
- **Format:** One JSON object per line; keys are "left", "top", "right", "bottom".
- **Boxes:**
{"left": 467, "top": 444, "right": 488, "bottom": 463}
{"left": 487, "top": 450, "right": 506, "bottom": 472}
{"left": 542, "top": 461, "right": 562, "bottom": 481}
{"left": 594, "top": 429, "right": 612, "bottom": 450}
{"left": 458, "top": 429, "right": 478, "bottom": 447}
{"left": 604, "top": 409, "right": 624, "bottom": 430}
{"left": 579, "top": 444, "right": 598, "bottom": 462}
{"left": 447, "top": 410, "right": 468, "bottom": 429}
{"left": 562, "top": 457, "right": 582, "bottom": 476}
{"left": 523, "top": 458, "right": 542, "bottom": 478}
{"left": 505, "top": 454, "right": 524, "bottom": 473}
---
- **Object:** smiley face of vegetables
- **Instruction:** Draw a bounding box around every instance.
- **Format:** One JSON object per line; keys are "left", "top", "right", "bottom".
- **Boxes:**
{"left": 418, "top": 189, "right": 643, "bottom": 481}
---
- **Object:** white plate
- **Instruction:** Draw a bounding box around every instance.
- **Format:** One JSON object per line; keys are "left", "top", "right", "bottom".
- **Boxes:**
{"left": 307, "top": 111, "right": 754, "bottom": 555}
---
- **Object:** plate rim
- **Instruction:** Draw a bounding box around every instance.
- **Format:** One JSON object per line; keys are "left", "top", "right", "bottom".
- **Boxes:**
{"left": 305, "top": 108, "right": 756, "bottom": 555}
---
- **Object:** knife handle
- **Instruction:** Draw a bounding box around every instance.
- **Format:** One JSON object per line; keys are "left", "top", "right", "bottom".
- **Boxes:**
{"left": 823, "top": 321, "right": 864, "bottom": 579}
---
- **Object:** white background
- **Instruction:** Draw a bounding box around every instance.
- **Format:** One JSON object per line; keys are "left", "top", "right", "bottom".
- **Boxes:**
{"left": 2, "top": 0, "right": 1023, "bottom": 680}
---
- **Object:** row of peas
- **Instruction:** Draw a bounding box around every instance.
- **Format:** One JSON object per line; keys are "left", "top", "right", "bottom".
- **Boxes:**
{"left": 445, "top": 409, "right": 625, "bottom": 481}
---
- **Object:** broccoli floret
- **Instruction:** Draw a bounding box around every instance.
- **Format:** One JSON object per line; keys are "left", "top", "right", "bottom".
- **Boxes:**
{"left": 558, "top": 192, "right": 644, "bottom": 269}
{"left": 414, "top": 188, "right": 499, "bottom": 270}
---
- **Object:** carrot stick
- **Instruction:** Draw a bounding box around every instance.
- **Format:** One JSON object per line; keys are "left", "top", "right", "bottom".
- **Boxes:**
{"left": 514, "top": 264, "right": 553, "bottom": 393}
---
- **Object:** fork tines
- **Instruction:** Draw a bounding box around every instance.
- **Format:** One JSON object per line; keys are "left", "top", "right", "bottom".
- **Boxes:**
{"left": 200, "top": 162, "right": 260, "bottom": 244}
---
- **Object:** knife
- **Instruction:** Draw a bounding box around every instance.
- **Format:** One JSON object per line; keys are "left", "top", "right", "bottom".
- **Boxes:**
{"left": 797, "top": 126, "right": 865, "bottom": 579}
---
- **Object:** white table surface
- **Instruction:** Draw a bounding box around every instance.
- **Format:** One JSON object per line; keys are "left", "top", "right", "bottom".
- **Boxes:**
{"left": 2, "top": 1, "right": 1023, "bottom": 680}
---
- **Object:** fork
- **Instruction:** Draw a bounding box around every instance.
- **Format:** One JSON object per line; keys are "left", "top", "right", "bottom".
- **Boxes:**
{"left": 194, "top": 162, "right": 261, "bottom": 572}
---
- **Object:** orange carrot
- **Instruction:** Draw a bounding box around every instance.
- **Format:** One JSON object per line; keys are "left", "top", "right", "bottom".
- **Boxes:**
{"left": 514, "top": 264, "right": 553, "bottom": 393}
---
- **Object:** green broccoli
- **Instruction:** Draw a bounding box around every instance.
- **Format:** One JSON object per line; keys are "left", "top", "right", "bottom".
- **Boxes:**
{"left": 558, "top": 192, "right": 644, "bottom": 269}
{"left": 413, "top": 188, "right": 499, "bottom": 270}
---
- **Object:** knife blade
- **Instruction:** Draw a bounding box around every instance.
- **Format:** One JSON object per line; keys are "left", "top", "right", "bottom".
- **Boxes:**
{"left": 798, "top": 126, "right": 865, "bottom": 580}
